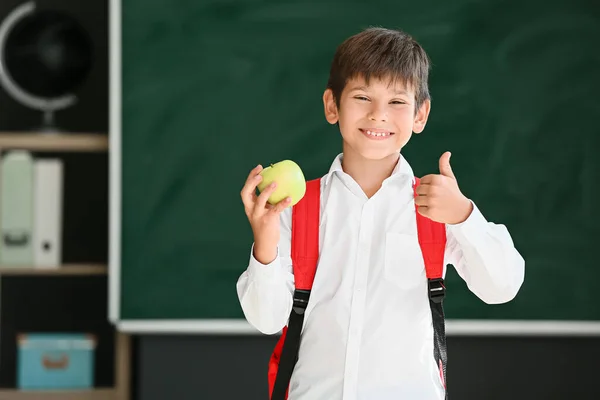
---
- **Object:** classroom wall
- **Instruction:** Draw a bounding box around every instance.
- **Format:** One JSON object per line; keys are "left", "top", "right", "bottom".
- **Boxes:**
{"left": 1, "top": 0, "right": 599, "bottom": 398}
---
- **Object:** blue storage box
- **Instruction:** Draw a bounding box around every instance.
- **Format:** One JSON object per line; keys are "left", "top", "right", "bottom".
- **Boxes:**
{"left": 17, "top": 333, "right": 96, "bottom": 390}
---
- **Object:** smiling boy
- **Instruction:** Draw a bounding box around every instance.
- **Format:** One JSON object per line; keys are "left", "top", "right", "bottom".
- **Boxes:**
{"left": 237, "top": 27, "right": 525, "bottom": 400}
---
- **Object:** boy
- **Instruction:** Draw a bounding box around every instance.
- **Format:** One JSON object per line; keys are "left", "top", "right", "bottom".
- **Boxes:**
{"left": 237, "top": 27, "right": 525, "bottom": 400}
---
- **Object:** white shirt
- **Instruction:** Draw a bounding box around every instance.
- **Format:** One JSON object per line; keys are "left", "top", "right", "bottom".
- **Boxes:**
{"left": 236, "top": 153, "right": 525, "bottom": 400}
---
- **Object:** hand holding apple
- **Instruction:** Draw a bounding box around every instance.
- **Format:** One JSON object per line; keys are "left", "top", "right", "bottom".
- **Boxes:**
{"left": 240, "top": 160, "right": 306, "bottom": 264}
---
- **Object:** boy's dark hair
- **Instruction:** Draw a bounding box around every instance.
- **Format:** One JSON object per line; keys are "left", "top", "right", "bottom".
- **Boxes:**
{"left": 326, "top": 27, "right": 431, "bottom": 111}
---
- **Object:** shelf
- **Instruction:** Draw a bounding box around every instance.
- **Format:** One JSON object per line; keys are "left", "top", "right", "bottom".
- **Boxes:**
{"left": 0, "top": 133, "right": 108, "bottom": 152}
{"left": 0, "top": 264, "right": 107, "bottom": 276}
{"left": 0, "top": 388, "right": 116, "bottom": 400}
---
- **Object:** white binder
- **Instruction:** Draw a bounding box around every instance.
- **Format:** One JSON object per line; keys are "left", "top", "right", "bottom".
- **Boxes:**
{"left": 0, "top": 151, "right": 34, "bottom": 266}
{"left": 33, "top": 159, "right": 63, "bottom": 268}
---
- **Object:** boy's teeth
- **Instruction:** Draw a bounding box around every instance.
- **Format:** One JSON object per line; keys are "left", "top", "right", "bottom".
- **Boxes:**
{"left": 366, "top": 130, "right": 389, "bottom": 136}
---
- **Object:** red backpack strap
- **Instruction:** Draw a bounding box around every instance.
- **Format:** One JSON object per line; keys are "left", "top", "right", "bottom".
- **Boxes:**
{"left": 291, "top": 178, "right": 321, "bottom": 291}
{"left": 269, "top": 178, "right": 321, "bottom": 400}
{"left": 413, "top": 177, "right": 446, "bottom": 282}
{"left": 413, "top": 176, "right": 448, "bottom": 396}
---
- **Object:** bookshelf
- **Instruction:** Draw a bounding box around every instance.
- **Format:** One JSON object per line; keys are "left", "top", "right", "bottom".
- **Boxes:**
{"left": 0, "top": 133, "right": 108, "bottom": 152}
{"left": 0, "top": 264, "right": 107, "bottom": 276}
{"left": 0, "top": 388, "right": 116, "bottom": 400}
{"left": 0, "top": 133, "right": 129, "bottom": 400}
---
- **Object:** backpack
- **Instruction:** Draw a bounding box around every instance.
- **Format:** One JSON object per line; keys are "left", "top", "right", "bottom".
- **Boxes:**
{"left": 267, "top": 177, "right": 448, "bottom": 400}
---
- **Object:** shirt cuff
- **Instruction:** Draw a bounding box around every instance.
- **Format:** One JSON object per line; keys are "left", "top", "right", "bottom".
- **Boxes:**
{"left": 247, "top": 243, "right": 282, "bottom": 281}
{"left": 447, "top": 200, "right": 489, "bottom": 243}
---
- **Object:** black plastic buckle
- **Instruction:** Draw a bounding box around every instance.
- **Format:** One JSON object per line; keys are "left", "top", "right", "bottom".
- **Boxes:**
{"left": 428, "top": 278, "right": 446, "bottom": 304}
{"left": 292, "top": 289, "right": 311, "bottom": 314}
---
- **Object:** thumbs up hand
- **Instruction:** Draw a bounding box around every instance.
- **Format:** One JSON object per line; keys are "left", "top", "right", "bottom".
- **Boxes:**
{"left": 438, "top": 151, "right": 456, "bottom": 180}
{"left": 415, "top": 152, "right": 473, "bottom": 224}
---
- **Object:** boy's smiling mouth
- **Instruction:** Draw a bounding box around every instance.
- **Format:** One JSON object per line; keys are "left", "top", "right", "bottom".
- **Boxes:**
{"left": 359, "top": 128, "right": 395, "bottom": 139}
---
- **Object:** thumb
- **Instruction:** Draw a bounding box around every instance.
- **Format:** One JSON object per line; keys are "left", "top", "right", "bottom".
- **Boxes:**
{"left": 439, "top": 151, "right": 456, "bottom": 179}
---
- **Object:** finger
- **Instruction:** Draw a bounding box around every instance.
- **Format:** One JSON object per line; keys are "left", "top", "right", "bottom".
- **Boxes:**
{"left": 271, "top": 196, "right": 292, "bottom": 214}
{"left": 255, "top": 181, "right": 278, "bottom": 211}
{"left": 439, "top": 151, "right": 456, "bottom": 180}
{"left": 241, "top": 181, "right": 260, "bottom": 213}
{"left": 415, "top": 184, "right": 430, "bottom": 196}
{"left": 245, "top": 164, "right": 263, "bottom": 183}
{"left": 241, "top": 184, "right": 258, "bottom": 214}
{"left": 419, "top": 174, "right": 437, "bottom": 185}
{"left": 241, "top": 166, "right": 264, "bottom": 206}
{"left": 414, "top": 195, "right": 429, "bottom": 207}
{"left": 416, "top": 205, "right": 430, "bottom": 218}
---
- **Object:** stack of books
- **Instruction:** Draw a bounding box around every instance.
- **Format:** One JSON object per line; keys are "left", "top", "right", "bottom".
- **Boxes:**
{"left": 0, "top": 150, "right": 63, "bottom": 268}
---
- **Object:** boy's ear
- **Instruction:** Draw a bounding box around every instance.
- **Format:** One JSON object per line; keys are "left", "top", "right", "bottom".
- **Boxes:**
{"left": 413, "top": 99, "right": 431, "bottom": 134}
{"left": 323, "top": 88, "right": 339, "bottom": 124}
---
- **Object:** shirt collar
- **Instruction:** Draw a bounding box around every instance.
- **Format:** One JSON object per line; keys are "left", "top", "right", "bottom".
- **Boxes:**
{"left": 323, "top": 152, "right": 416, "bottom": 187}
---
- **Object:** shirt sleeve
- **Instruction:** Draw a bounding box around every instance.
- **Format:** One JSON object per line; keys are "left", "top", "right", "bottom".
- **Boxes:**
{"left": 236, "top": 207, "right": 295, "bottom": 334}
{"left": 444, "top": 200, "right": 525, "bottom": 304}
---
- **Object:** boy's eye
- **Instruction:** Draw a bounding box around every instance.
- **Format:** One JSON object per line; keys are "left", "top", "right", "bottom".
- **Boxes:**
{"left": 354, "top": 96, "right": 369, "bottom": 101}
{"left": 390, "top": 100, "right": 406, "bottom": 104}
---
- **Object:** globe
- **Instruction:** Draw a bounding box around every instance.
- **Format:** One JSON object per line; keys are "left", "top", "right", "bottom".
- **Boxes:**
{"left": 3, "top": 9, "right": 92, "bottom": 99}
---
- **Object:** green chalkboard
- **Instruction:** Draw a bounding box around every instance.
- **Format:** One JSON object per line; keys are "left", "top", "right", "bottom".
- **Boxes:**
{"left": 116, "top": 0, "right": 600, "bottom": 327}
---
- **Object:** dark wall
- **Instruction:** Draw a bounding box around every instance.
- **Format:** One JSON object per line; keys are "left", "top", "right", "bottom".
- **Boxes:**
{"left": 135, "top": 335, "right": 600, "bottom": 400}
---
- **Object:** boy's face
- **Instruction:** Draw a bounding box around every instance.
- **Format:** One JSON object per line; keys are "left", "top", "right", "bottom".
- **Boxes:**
{"left": 323, "top": 75, "right": 431, "bottom": 161}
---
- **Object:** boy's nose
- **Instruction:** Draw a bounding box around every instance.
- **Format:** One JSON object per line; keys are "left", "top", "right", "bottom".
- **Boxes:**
{"left": 368, "top": 110, "right": 387, "bottom": 122}
{"left": 369, "top": 106, "right": 387, "bottom": 122}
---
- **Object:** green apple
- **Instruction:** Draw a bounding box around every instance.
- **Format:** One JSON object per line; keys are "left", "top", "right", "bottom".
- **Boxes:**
{"left": 257, "top": 160, "right": 306, "bottom": 206}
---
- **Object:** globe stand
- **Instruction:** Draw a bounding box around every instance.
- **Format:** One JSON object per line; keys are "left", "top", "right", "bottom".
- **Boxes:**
{"left": 37, "top": 110, "right": 63, "bottom": 133}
